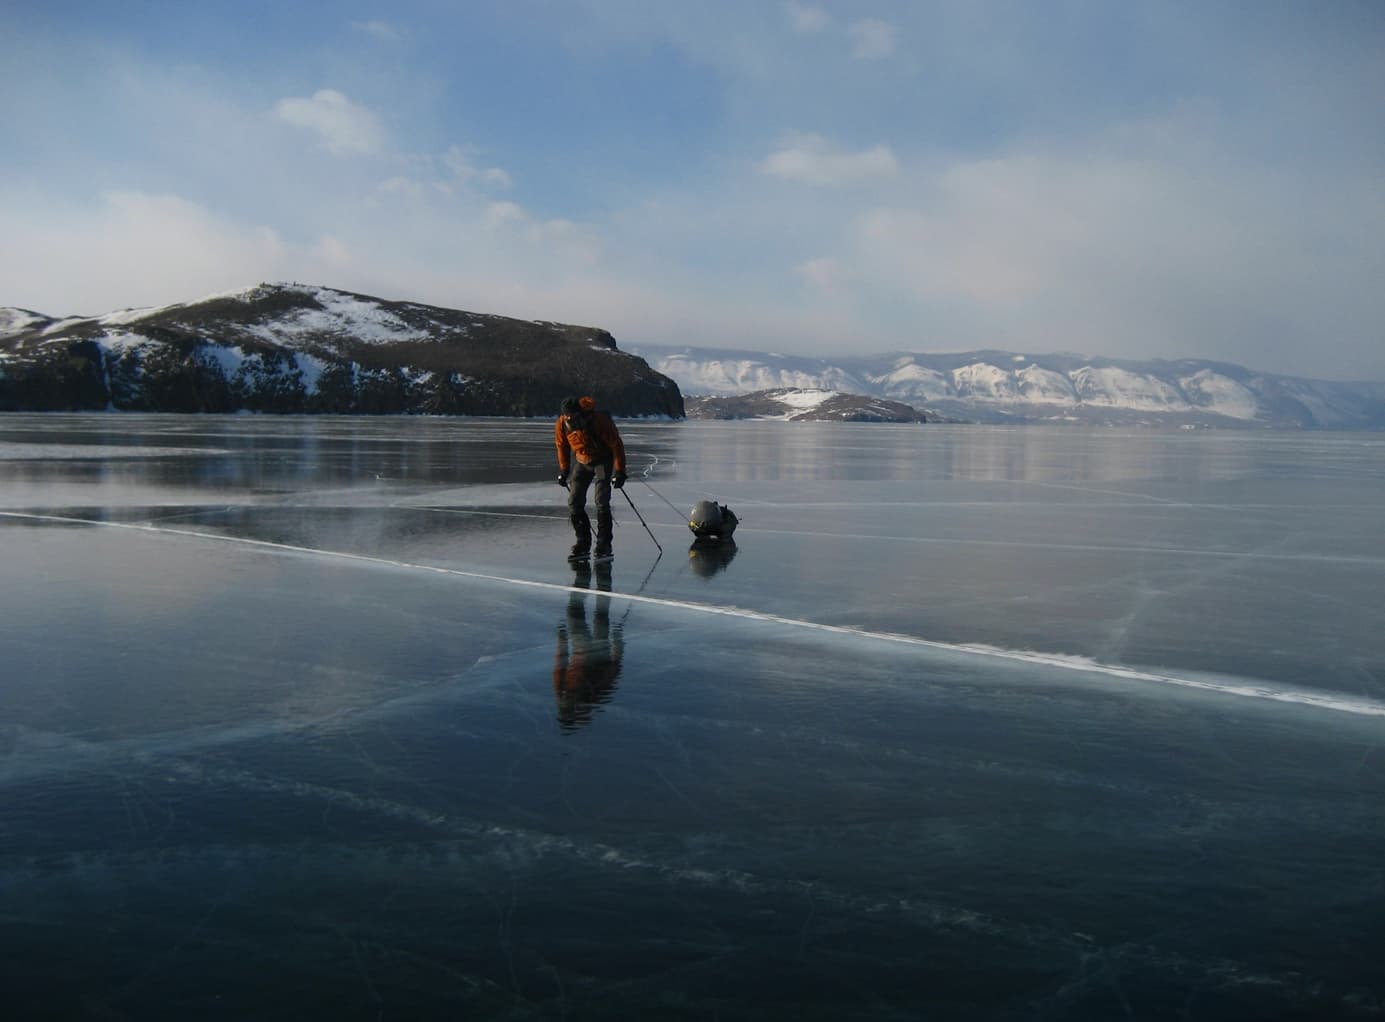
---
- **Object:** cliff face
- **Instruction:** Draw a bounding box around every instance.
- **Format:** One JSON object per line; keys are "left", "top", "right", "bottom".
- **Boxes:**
{"left": 0, "top": 284, "right": 685, "bottom": 418}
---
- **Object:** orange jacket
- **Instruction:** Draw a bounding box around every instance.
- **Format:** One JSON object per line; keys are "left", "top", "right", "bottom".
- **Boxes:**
{"left": 555, "top": 396, "right": 626, "bottom": 473}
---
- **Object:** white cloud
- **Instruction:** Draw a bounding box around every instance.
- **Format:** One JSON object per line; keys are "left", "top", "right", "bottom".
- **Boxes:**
{"left": 759, "top": 134, "right": 899, "bottom": 186}
{"left": 482, "top": 167, "right": 514, "bottom": 188}
{"left": 351, "top": 20, "right": 401, "bottom": 42}
{"left": 313, "top": 234, "right": 353, "bottom": 269}
{"left": 473, "top": 202, "right": 600, "bottom": 262}
{"left": 784, "top": 2, "right": 830, "bottom": 33}
{"left": 483, "top": 201, "right": 527, "bottom": 228}
{"left": 441, "top": 145, "right": 513, "bottom": 189}
{"left": 848, "top": 19, "right": 896, "bottom": 60}
{"left": 831, "top": 138, "right": 1385, "bottom": 372}
{"left": 0, "top": 183, "right": 606, "bottom": 323}
{"left": 273, "top": 89, "right": 386, "bottom": 157}
{"left": 0, "top": 192, "right": 291, "bottom": 314}
{"left": 796, "top": 256, "right": 846, "bottom": 293}
{"left": 377, "top": 176, "right": 427, "bottom": 199}
{"left": 375, "top": 147, "right": 513, "bottom": 203}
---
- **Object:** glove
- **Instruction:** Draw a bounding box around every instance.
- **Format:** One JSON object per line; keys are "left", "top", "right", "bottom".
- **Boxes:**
{"left": 612, "top": 470, "right": 626, "bottom": 489}
{"left": 557, "top": 471, "right": 569, "bottom": 489}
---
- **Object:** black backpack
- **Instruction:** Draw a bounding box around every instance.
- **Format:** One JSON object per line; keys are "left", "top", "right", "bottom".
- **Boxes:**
{"left": 689, "top": 501, "right": 738, "bottom": 539}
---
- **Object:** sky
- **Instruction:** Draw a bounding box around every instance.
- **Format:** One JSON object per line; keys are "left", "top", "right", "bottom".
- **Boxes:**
{"left": 2, "top": 1, "right": 1383, "bottom": 380}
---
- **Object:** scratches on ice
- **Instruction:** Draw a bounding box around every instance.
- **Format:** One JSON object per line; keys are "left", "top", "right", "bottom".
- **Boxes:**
{"left": 3, "top": 509, "right": 1383, "bottom": 719}
{"left": 0, "top": 760, "right": 1357, "bottom": 1006}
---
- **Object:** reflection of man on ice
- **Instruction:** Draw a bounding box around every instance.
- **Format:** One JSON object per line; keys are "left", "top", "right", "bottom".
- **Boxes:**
{"left": 553, "top": 562, "right": 624, "bottom": 732}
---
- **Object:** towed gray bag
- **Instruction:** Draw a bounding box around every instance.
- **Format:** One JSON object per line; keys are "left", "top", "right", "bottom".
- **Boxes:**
{"left": 688, "top": 500, "right": 739, "bottom": 541}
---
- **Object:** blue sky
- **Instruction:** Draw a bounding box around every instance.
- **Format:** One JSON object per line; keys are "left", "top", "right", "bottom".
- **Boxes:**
{"left": 3, "top": 1, "right": 1383, "bottom": 379}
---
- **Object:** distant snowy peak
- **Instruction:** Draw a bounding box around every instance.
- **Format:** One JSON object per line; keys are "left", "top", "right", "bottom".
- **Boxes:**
{"left": 867, "top": 361, "right": 952, "bottom": 402}
{"left": 630, "top": 345, "right": 1385, "bottom": 428}
{"left": 1015, "top": 365, "right": 1077, "bottom": 405}
{"left": 0, "top": 308, "right": 53, "bottom": 340}
{"left": 1179, "top": 368, "right": 1259, "bottom": 419}
{"left": 953, "top": 362, "right": 1021, "bottom": 401}
{"left": 643, "top": 346, "right": 1245, "bottom": 412}
{"left": 1069, "top": 366, "right": 1187, "bottom": 411}
{"left": 685, "top": 388, "right": 928, "bottom": 423}
{"left": 655, "top": 351, "right": 868, "bottom": 397}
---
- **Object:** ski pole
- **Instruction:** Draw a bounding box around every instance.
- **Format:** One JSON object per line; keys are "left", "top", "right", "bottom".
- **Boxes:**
{"left": 620, "top": 488, "right": 663, "bottom": 554}
{"left": 639, "top": 478, "right": 684, "bottom": 521}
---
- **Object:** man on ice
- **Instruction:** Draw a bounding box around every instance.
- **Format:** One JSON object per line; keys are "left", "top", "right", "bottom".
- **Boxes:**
{"left": 555, "top": 395, "right": 627, "bottom": 562}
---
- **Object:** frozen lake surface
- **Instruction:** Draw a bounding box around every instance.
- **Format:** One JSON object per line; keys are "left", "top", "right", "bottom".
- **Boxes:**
{"left": 2, "top": 413, "right": 1383, "bottom": 1020}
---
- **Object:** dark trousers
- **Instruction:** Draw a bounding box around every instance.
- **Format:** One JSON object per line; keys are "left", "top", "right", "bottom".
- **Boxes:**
{"left": 568, "top": 460, "right": 613, "bottom": 547}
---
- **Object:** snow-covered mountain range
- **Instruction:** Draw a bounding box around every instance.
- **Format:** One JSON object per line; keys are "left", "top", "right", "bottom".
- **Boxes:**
{"left": 628, "top": 345, "right": 1385, "bottom": 428}
{"left": 5, "top": 283, "right": 1382, "bottom": 428}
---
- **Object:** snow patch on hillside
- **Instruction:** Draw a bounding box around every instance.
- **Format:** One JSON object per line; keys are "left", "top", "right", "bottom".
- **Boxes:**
{"left": 776, "top": 389, "right": 835, "bottom": 410}
{"left": 1179, "top": 370, "right": 1257, "bottom": 419}
{"left": 244, "top": 288, "right": 429, "bottom": 347}
{"left": 661, "top": 357, "right": 855, "bottom": 395}
{"left": 41, "top": 317, "right": 91, "bottom": 336}
{"left": 1015, "top": 365, "right": 1077, "bottom": 405}
{"left": 1070, "top": 366, "right": 1188, "bottom": 410}
{"left": 754, "top": 389, "right": 838, "bottom": 420}
{"left": 0, "top": 309, "right": 50, "bottom": 338}
{"left": 294, "top": 352, "right": 330, "bottom": 395}
{"left": 99, "top": 331, "right": 157, "bottom": 353}
{"left": 953, "top": 363, "right": 1019, "bottom": 401}
{"left": 99, "top": 303, "right": 180, "bottom": 326}
{"left": 868, "top": 361, "right": 951, "bottom": 401}
{"left": 199, "top": 343, "right": 247, "bottom": 378}
{"left": 870, "top": 359, "right": 1076, "bottom": 406}
{"left": 193, "top": 284, "right": 282, "bottom": 304}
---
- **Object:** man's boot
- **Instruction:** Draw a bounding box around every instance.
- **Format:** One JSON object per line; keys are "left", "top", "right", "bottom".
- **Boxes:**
{"left": 568, "top": 526, "right": 591, "bottom": 562}
{"left": 594, "top": 512, "right": 613, "bottom": 560}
